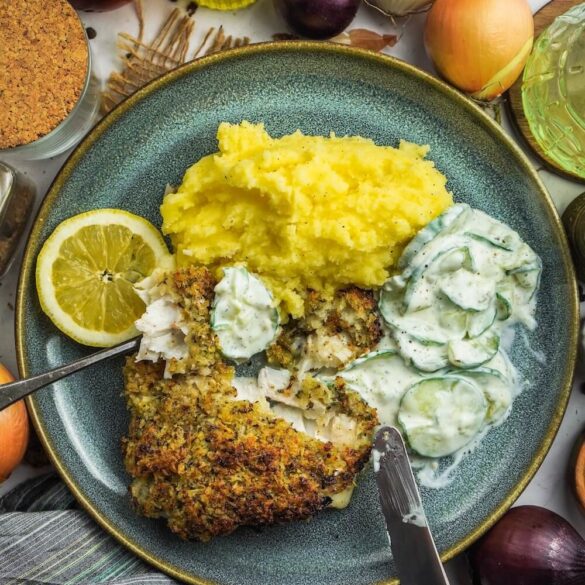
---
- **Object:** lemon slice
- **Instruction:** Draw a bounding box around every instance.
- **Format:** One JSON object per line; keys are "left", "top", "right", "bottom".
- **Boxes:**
{"left": 197, "top": 0, "right": 257, "bottom": 9}
{"left": 36, "top": 209, "right": 173, "bottom": 347}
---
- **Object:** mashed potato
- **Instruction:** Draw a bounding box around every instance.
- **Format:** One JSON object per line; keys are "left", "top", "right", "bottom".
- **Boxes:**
{"left": 161, "top": 122, "right": 453, "bottom": 318}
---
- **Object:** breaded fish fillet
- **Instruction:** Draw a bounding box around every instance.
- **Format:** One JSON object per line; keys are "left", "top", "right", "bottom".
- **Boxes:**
{"left": 267, "top": 287, "right": 382, "bottom": 370}
{"left": 122, "top": 359, "right": 377, "bottom": 541}
{"left": 134, "top": 266, "right": 221, "bottom": 376}
{"left": 124, "top": 266, "right": 378, "bottom": 541}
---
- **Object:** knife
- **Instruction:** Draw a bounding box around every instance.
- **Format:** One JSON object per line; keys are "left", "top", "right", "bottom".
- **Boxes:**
{"left": 374, "top": 426, "right": 450, "bottom": 585}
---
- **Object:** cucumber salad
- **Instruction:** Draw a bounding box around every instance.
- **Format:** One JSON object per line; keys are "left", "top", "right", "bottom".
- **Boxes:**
{"left": 341, "top": 203, "right": 541, "bottom": 487}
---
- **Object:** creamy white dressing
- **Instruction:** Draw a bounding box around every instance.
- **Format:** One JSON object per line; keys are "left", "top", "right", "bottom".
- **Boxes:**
{"left": 378, "top": 205, "right": 541, "bottom": 379}
{"left": 518, "top": 329, "right": 547, "bottom": 365}
{"left": 402, "top": 508, "right": 427, "bottom": 527}
{"left": 212, "top": 266, "right": 278, "bottom": 361}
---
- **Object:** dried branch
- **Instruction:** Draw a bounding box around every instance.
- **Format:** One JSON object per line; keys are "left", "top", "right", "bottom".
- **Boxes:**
{"left": 101, "top": 8, "right": 252, "bottom": 114}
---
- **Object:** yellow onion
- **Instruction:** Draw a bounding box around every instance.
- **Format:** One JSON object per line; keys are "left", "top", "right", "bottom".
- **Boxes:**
{"left": 424, "top": 0, "right": 534, "bottom": 101}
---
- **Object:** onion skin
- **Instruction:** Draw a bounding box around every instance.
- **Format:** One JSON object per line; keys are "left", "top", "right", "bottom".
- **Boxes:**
{"left": 424, "top": 0, "right": 534, "bottom": 101}
{"left": 469, "top": 506, "right": 585, "bottom": 585}
{"left": 274, "top": 0, "right": 360, "bottom": 40}
{"left": 364, "top": 0, "right": 432, "bottom": 18}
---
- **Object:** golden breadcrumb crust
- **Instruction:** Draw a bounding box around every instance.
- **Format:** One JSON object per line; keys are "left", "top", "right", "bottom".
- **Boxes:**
{"left": 267, "top": 287, "right": 382, "bottom": 369}
{"left": 122, "top": 360, "right": 377, "bottom": 541}
{"left": 154, "top": 267, "right": 221, "bottom": 376}
{"left": 122, "top": 266, "right": 378, "bottom": 541}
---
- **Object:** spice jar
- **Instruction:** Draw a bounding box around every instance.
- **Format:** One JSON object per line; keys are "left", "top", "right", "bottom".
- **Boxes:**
{"left": 0, "top": 162, "right": 36, "bottom": 277}
{"left": 0, "top": 0, "right": 100, "bottom": 160}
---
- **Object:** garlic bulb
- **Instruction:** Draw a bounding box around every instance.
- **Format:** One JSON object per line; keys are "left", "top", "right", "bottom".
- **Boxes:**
{"left": 364, "top": 0, "right": 432, "bottom": 17}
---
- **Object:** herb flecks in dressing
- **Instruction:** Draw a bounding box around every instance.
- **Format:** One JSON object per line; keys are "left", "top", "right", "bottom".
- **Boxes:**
{"left": 212, "top": 266, "right": 279, "bottom": 361}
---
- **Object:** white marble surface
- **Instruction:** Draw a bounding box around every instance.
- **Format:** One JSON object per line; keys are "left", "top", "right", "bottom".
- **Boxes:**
{"left": 1, "top": 1, "right": 584, "bottom": 583}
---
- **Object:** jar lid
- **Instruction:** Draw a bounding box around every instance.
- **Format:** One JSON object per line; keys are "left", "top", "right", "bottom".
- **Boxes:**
{"left": 0, "top": 0, "right": 89, "bottom": 150}
{"left": 0, "top": 162, "right": 36, "bottom": 277}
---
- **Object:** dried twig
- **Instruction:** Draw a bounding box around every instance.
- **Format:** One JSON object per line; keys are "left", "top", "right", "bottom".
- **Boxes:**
{"left": 134, "top": 0, "right": 144, "bottom": 42}
{"left": 101, "top": 7, "right": 249, "bottom": 114}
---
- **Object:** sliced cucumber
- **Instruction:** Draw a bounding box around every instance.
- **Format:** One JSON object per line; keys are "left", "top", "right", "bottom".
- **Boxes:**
{"left": 437, "top": 298, "right": 496, "bottom": 339}
{"left": 495, "top": 292, "right": 511, "bottom": 321}
{"left": 402, "top": 273, "right": 434, "bottom": 313}
{"left": 448, "top": 330, "right": 500, "bottom": 369}
{"left": 393, "top": 329, "right": 448, "bottom": 372}
{"left": 388, "top": 308, "right": 447, "bottom": 345}
{"left": 340, "top": 350, "right": 421, "bottom": 425}
{"left": 467, "top": 301, "right": 497, "bottom": 338}
{"left": 398, "top": 376, "right": 487, "bottom": 458}
{"left": 508, "top": 261, "right": 542, "bottom": 298}
{"left": 463, "top": 210, "right": 520, "bottom": 252}
{"left": 439, "top": 270, "right": 496, "bottom": 312}
{"left": 404, "top": 246, "right": 475, "bottom": 313}
{"left": 455, "top": 367, "right": 512, "bottom": 425}
{"left": 435, "top": 246, "right": 475, "bottom": 273}
{"left": 398, "top": 204, "right": 470, "bottom": 269}
{"left": 378, "top": 280, "right": 404, "bottom": 327}
{"left": 466, "top": 232, "right": 514, "bottom": 251}
{"left": 437, "top": 299, "right": 468, "bottom": 338}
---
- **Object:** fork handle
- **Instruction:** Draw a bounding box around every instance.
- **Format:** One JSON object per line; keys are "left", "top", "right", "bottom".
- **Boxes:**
{"left": 0, "top": 337, "right": 141, "bottom": 412}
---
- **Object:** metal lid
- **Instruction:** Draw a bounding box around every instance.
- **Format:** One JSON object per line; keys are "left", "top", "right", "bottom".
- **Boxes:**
{"left": 0, "top": 161, "right": 15, "bottom": 228}
{"left": 0, "top": 161, "right": 36, "bottom": 277}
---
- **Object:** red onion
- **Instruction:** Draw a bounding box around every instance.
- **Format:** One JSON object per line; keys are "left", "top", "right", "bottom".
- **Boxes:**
{"left": 273, "top": 0, "right": 360, "bottom": 40}
{"left": 469, "top": 506, "right": 585, "bottom": 585}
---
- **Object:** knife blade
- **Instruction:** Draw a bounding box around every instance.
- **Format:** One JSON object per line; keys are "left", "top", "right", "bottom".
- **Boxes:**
{"left": 374, "top": 426, "right": 450, "bottom": 585}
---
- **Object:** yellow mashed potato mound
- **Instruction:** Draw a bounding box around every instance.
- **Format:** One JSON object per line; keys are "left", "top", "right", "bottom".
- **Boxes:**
{"left": 161, "top": 122, "right": 453, "bottom": 318}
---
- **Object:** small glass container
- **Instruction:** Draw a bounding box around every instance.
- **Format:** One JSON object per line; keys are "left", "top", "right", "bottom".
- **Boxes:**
{"left": 0, "top": 0, "right": 100, "bottom": 160}
{"left": 522, "top": 4, "right": 585, "bottom": 180}
{"left": 0, "top": 162, "right": 36, "bottom": 278}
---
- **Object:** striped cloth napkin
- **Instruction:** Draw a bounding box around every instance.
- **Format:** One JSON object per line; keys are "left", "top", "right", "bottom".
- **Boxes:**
{"left": 0, "top": 473, "right": 177, "bottom": 585}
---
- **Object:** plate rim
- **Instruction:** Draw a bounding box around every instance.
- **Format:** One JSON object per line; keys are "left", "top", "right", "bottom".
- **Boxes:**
{"left": 16, "top": 40, "right": 579, "bottom": 585}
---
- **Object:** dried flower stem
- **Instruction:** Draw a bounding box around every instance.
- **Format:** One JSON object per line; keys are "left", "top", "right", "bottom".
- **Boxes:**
{"left": 102, "top": 6, "right": 254, "bottom": 114}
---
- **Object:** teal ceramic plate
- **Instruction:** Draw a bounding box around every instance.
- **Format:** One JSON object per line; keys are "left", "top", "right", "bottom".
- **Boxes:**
{"left": 17, "top": 43, "right": 578, "bottom": 585}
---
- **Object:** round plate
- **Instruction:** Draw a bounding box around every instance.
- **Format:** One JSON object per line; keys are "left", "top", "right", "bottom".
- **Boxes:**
{"left": 17, "top": 43, "right": 578, "bottom": 585}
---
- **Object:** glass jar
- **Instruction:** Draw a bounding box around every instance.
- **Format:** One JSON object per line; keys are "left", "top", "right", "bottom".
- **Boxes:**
{"left": 522, "top": 4, "right": 585, "bottom": 180}
{"left": 0, "top": 1, "right": 100, "bottom": 160}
